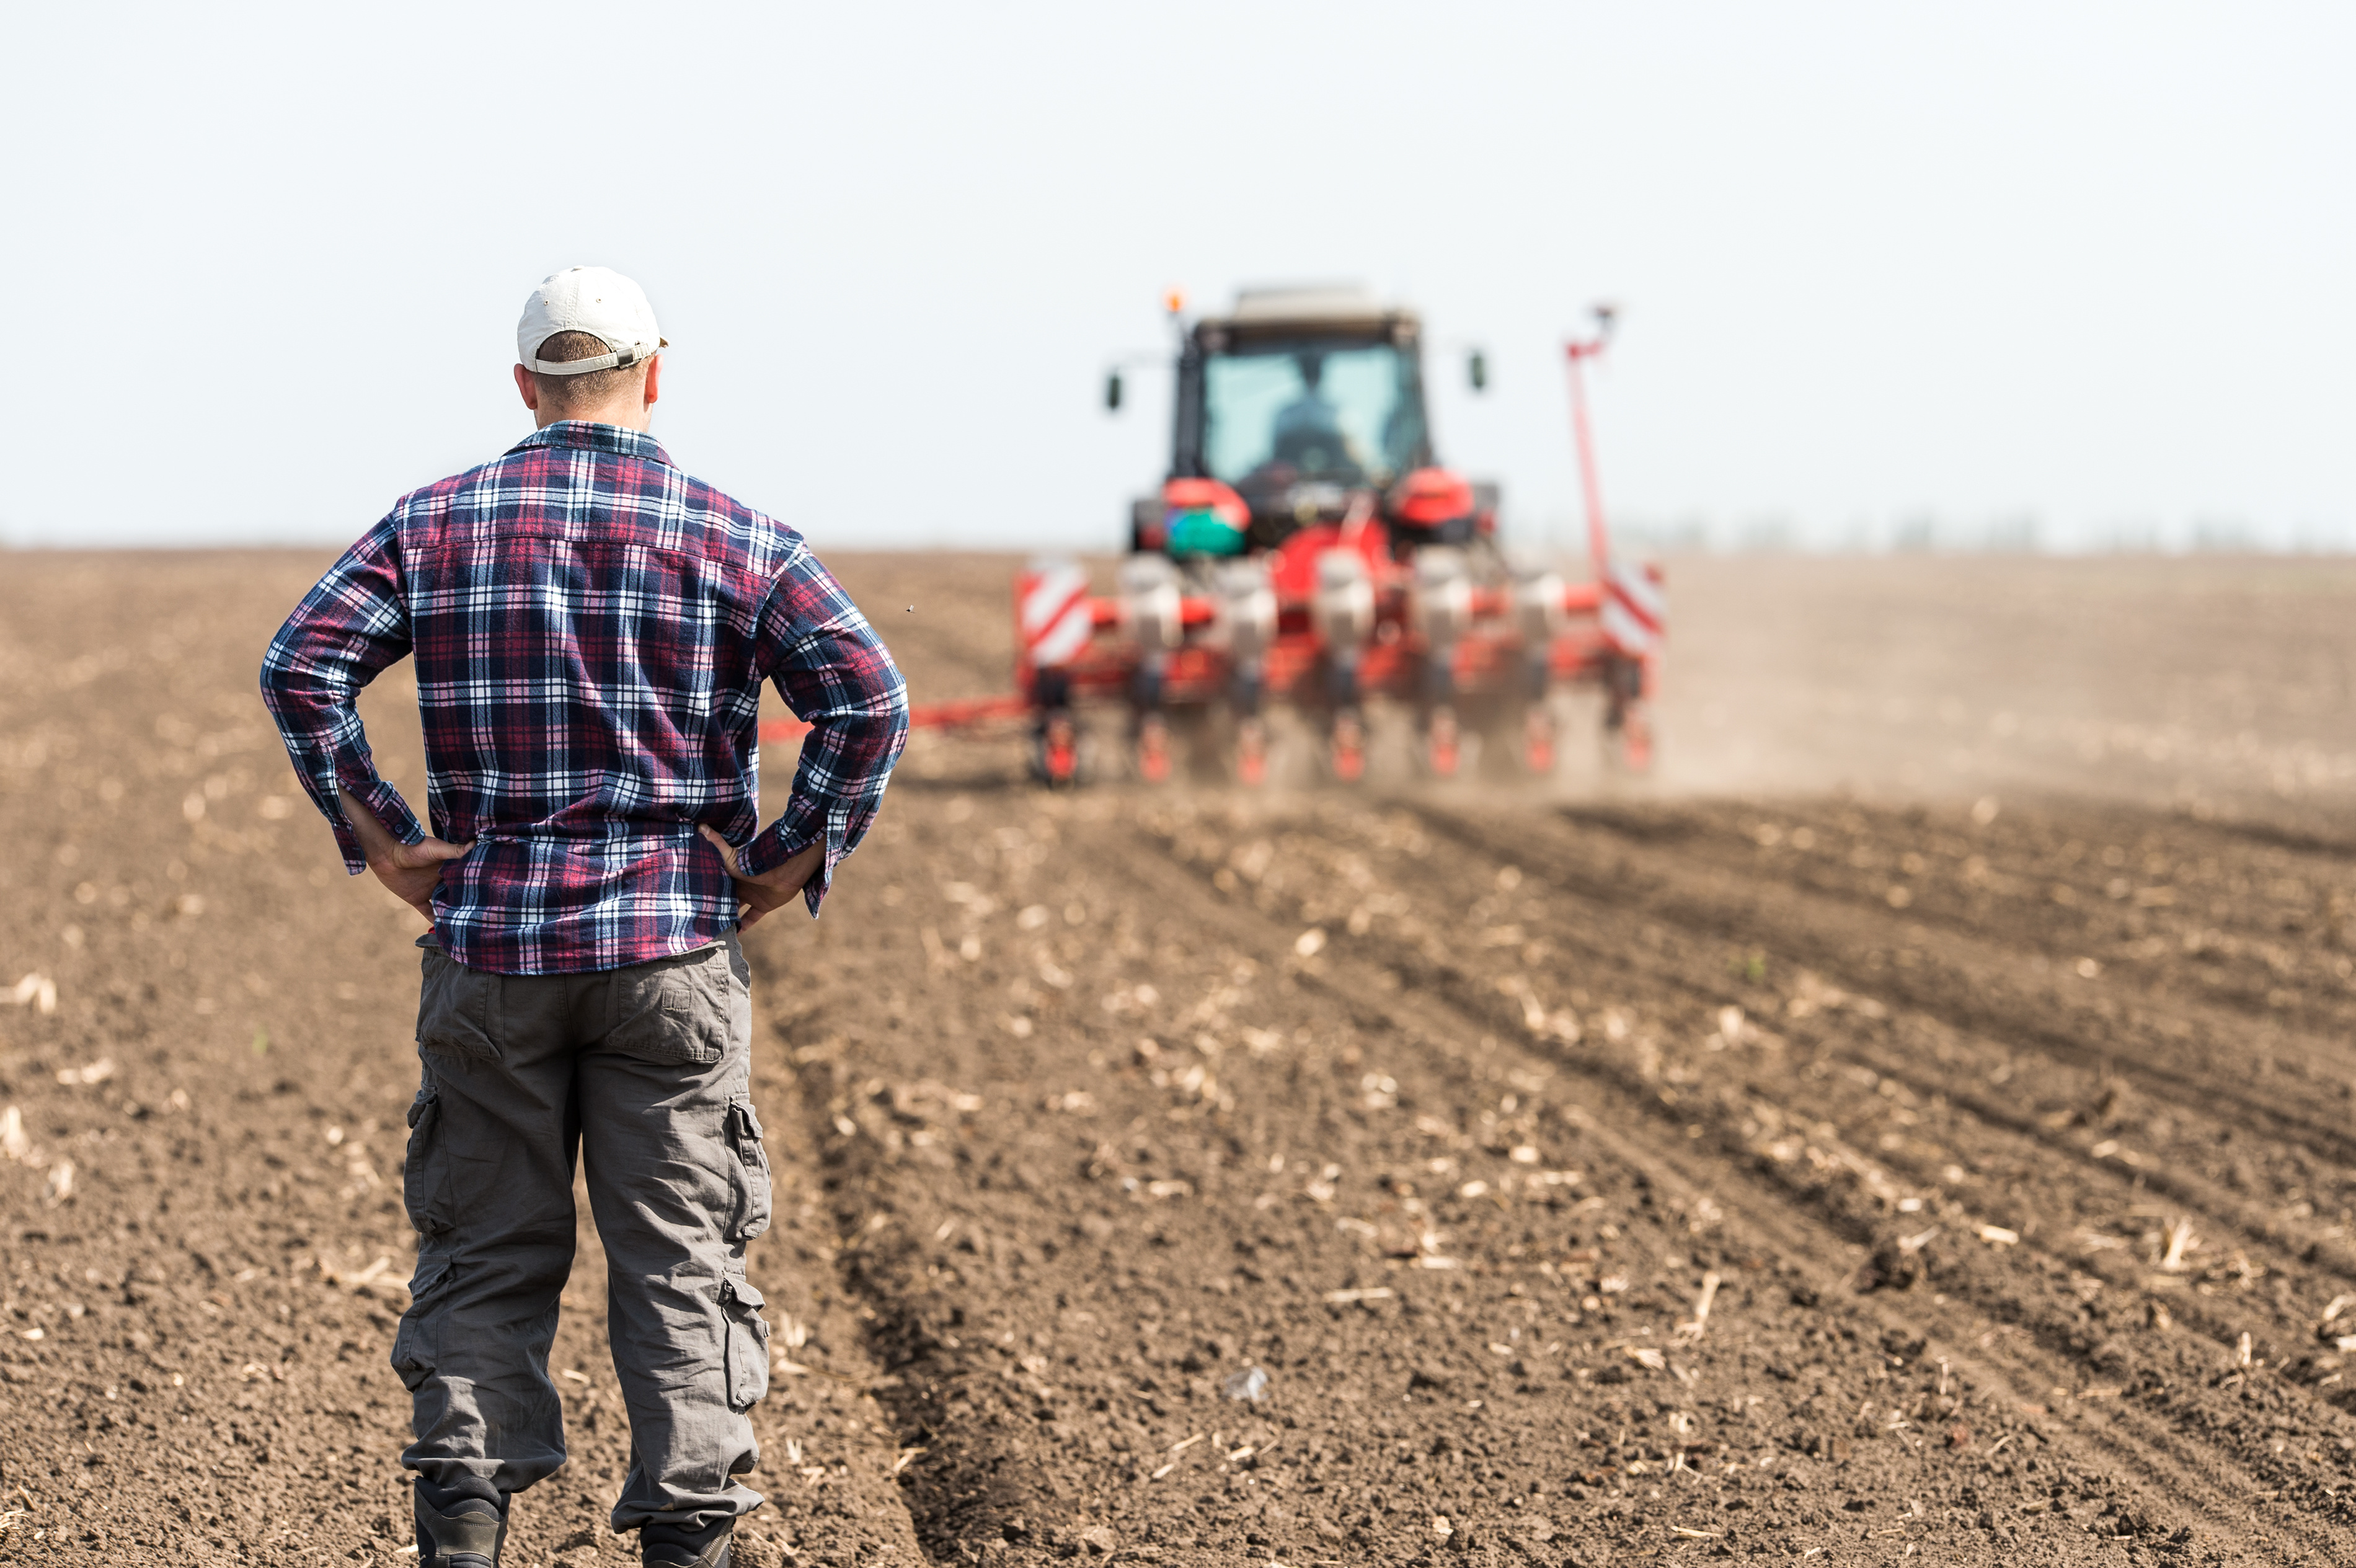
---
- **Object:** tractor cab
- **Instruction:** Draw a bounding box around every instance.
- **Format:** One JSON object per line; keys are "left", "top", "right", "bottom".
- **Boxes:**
{"left": 1130, "top": 286, "right": 1493, "bottom": 558}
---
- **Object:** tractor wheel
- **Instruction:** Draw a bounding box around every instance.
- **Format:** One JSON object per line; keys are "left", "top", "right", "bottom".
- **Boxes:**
{"left": 1601, "top": 698, "right": 1654, "bottom": 774}
{"left": 1136, "top": 714, "right": 1172, "bottom": 784}
{"left": 1330, "top": 710, "right": 1367, "bottom": 783}
{"left": 1521, "top": 704, "right": 1557, "bottom": 776}
{"left": 1426, "top": 704, "right": 1461, "bottom": 779}
{"left": 1033, "top": 712, "right": 1080, "bottom": 787}
{"left": 1235, "top": 717, "right": 1269, "bottom": 788}
{"left": 1618, "top": 705, "right": 1655, "bottom": 773}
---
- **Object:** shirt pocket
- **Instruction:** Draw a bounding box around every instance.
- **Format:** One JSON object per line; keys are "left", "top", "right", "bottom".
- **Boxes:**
{"left": 725, "top": 1098, "right": 773, "bottom": 1243}
{"left": 417, "top": 944, "right": 500, "bottom": 1063}
{"left": 720, "top": 1274, "right": 771, "bottom": 1412}
{"left": 401, "top": 1088, "right": 456, "bottom": 1236}
{"left": 604, "top": 943, "right": 730, "bottom": 1067}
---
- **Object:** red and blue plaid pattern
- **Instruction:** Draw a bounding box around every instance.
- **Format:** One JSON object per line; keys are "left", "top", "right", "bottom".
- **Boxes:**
{"left": 261, "top": 422, "right": 908, "bottom": 975}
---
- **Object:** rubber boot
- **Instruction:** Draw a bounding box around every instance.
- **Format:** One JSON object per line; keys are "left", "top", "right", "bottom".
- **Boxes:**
{"left": 642, "top": 1515, "right": 733, "bottom": 1567}
{"left": 415, "top": 1494, "right": 507, "bottom": 1567}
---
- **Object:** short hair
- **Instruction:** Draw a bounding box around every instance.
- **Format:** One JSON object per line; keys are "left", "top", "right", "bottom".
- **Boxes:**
{"left": 530, "top": 329, "right": 647, "bottom": 410}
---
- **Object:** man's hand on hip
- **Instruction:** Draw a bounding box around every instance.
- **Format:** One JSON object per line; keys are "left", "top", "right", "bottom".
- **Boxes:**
{"left": 699, "top": 826, "right": 824, "bottom": 931}
{"left": 337, "top": 787, "right": 473, "bottom": 923}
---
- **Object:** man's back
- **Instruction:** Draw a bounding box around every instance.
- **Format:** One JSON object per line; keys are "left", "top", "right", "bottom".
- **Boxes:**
{"left": 263, "top": 420, "right": 906, "bottom": 975}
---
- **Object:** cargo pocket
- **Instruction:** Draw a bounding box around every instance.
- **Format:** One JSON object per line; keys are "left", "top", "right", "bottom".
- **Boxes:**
{"left": 401, "top": 1089, "right": 456, "bottom": 1236}
{"left": 720, "top": 1275, "right": 771, "bottom": 1412}
{"left": 389, "top": 1252, "right": 454, "bottom": 1391}
{"left": 725, "top": 1099, "right": 773, "bottom": 1242}
{"left": 417, "top": 943, "right": 500, "bottom": 1063}
{"left": 606, "top": 943, "right": 729, "bottom": 1066}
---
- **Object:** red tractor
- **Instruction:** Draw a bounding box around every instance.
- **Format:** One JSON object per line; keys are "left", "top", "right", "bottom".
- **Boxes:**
{"left": 767, "top": 288, "right": 1664, "bottom": 784}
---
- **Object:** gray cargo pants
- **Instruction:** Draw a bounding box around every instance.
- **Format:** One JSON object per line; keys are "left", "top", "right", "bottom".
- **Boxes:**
{"left": 394, "top": 932, "right": 772, "bottom": 1537}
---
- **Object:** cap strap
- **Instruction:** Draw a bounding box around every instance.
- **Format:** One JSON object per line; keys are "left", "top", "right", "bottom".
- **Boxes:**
{"left": 526, "top": 342, "right": 655, "bottom": 376}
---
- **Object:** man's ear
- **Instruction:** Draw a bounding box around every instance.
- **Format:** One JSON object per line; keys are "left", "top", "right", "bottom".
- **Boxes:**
{"left": 642, "top": 354, "right": 662, "bottom": 410}
{"left": 514, "top": 363, "right": 541, "bottom": 412}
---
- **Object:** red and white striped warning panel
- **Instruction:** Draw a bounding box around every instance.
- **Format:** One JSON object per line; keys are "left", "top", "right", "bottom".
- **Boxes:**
{"left": 1598, "top": 560, "right": 1665, "bottom": 657}
{"left": 1019, "top": 560, "right": 1096, "bottom": 669}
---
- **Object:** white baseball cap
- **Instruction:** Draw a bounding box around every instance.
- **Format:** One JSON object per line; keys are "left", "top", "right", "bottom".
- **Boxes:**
{"left": 517, "top": 266, "right": 667, "bottom": 375}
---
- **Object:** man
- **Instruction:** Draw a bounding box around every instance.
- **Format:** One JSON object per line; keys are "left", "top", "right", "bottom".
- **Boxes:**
{"left": 260, "top": 266, "right": 909, "bottom": 1568}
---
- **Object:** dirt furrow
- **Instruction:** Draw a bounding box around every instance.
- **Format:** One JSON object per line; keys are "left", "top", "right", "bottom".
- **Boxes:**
{"left": 1280, "top": 929, "right": 2347, "bottom": 1562}
{"left": 1414, "top": 799, "right": 2356, "bottom": 1304}
{"left": 728, "top": 787, "right": 2331, "bottom": 1564}
{"left": 1127, "top": 791, "right": 2356, "bottom": 1557}
{"left": 1424, "top": 800, "right": 2356, "bottom": 1171}
{"left": 1404, "top": 798, "right": 2356, "bottom": 1250}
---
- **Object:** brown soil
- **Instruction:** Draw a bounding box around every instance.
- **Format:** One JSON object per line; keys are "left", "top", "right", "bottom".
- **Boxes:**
{"left": 3, "top": 551, "right": 2354, "bottom": 1566}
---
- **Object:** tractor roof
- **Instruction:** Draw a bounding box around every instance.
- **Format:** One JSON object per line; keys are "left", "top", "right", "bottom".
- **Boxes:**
{"left": 1204, "top": 285, "right": 1419, "bottom": 342}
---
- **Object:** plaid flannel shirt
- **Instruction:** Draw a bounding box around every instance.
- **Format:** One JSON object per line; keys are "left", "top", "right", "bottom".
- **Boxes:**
{"left": 260, "top": 421, "right": 908, "bottom": 975}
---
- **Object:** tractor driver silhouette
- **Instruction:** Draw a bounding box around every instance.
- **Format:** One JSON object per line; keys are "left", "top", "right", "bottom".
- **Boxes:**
{"left": 1269, "top": 351, "right": 1361, "bottom": 481}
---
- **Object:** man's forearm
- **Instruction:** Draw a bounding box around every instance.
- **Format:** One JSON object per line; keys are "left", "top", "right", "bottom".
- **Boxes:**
{"left": 337, "top": 786, "right": 402, "bottom": 866}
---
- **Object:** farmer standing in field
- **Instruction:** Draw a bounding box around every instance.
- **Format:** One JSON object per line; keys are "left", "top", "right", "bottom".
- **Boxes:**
{"left": 260, "top": 267, "right": 908, "bottom": 1568}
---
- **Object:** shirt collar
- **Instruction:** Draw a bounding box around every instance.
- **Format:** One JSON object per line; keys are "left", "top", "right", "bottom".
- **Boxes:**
{"left": 510, "top": 420, "right": 675, "bottom": 468}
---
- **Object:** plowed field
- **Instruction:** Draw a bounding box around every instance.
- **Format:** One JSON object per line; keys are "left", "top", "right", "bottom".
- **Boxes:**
{"left": 3, "top": 551, "right": 2354, "bottom": 1566}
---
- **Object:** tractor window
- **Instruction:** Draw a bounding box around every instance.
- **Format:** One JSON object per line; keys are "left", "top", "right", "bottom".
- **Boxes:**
{"left": 1202, "top": 343, "right": 1422, "bottom": 489}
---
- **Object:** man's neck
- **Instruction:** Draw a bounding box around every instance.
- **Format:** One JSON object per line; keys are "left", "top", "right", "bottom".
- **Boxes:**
{"left": 534, "top": 404, "right": 652, "bottom": 433}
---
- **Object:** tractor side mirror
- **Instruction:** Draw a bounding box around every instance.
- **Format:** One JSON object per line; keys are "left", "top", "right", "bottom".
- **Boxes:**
{"left": 1105, "top": 370, "right": 1124, "bottom": 412}
{"left": 1467, "top": 350, "right": 1487, "bottom": 392}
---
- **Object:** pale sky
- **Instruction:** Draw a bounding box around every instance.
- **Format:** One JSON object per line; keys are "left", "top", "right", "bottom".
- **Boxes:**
{"left": 4, "top": 2, "right": 2350, "bottom": 554}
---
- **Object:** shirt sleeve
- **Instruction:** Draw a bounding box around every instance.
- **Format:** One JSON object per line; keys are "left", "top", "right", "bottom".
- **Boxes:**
{"left": 735, "top": 544, "right": 910, "bottom": 913}
{"left": 258, "top": 516, "right": 426, "bottom": 874}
